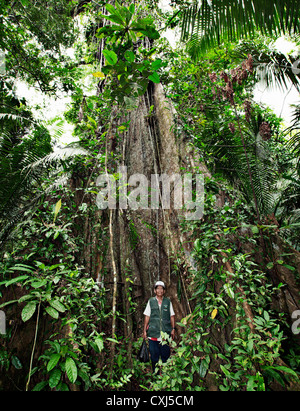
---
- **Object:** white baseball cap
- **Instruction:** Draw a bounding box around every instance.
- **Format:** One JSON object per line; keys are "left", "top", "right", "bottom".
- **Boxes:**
{"left": 154, "top": 281, "right": 165, "bottom": 289}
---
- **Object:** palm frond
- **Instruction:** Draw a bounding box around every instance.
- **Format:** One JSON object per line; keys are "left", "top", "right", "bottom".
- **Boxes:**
{"left": 24, "top": 145, "right": 89, "bottom": 172}
{"left": 181, "top": 0, "right": 300, "bottom": 56}
{"left": 283, "top": 103, "right": 300, "bottom": 170}
{"left": 0, "top": 113, "right": 28, "bottom": 123}
{"left": 232, "top": 39, "right": 300, "bottom": 92}
{"left": 208, "top": 115, "right": 277, "bottom": 217}
{"left": 289, "top": 103, "right": 300, "bottom": 125}
{"left": 274, "top": 172, "right": 300, "bottom": 246}
{"left": 251, "top": 136, "right": 277, "bottom": 216}
{"left": 232, "top": 138, "right": 276, "bottom": 217}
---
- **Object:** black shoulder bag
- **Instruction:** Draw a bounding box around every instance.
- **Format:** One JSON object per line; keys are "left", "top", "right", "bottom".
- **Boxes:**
{"left": 137, "top": 338, "right": 149, "bottom": 363}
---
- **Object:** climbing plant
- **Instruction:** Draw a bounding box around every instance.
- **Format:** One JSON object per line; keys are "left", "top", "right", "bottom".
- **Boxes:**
{"left": 0, "top": 0, "right": 300, "bottom": 393}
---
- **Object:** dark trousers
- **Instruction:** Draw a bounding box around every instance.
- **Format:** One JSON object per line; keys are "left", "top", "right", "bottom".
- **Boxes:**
{"left": 148, "top": 339, "right": 170, "bottom": 372}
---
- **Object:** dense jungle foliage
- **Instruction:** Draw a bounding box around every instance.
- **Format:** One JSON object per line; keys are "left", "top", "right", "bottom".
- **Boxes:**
{"left": 0, "top": 0, "right": 300, "bottom": 392}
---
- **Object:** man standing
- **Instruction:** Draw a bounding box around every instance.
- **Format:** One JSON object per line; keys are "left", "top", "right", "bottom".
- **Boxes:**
{"left": 143, "top": 281, "right": 175, "bottom": 372}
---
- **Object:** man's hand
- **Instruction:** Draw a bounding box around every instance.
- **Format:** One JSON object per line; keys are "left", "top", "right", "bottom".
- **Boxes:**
{"left": 143, "top": 315, "right": 150, "bottom": 340}
{"left": 170, "top": 315, "right": 175, "bottom": 339}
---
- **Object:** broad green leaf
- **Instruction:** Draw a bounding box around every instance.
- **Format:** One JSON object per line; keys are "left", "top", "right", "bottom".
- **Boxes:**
{"left": 151, "top": 59, "right": 162, "bottom": 70}
{"left": 95, "top": 337, "right": 104, "bottom": 352}
{"left": 53, "top": 231, "right": 60, "bottom": 240}
{"left": 47, "top": 353, "right": 61, "bottom": 372}
{"left": 105, "top": 4, "right": 117, "bottom": 15}
{"left": 8, "top": 264, "right": 34, "bottom": 272}
{"left": 49, "top": 368, "right": 62, "bottom": 389}
{"left": 247, "top": 376, "right": 256, "bottom": 391}
{"left": 0, "top": 299, "right": 18, "bottom": 308}
{"left": 283, "top": 264, "right": 295, "bottom": 271}
{"left": 35, "top": 261, "right": 45, "bottom": 269}
{"left": 106, "top": 337, "right": 119, "bottom": 343}
{"left": 65, "top": 357, "right": 77, "bottom": 384}
{"left": 132, "top": 24, "right": 160, "bottom": 40}
{"left": 18, "top": 294, "right": 33, "bottom": 303}
{"left": 272, "top": 365, "right": 298, "bottom": 378}
{"left": 254, "top": 316, "right": 264, "bottom": 326}
{"left": 45, "top": 306, "right": 59, "bottom": 319}
{"left": 57, "top": 382, "right": 69, "bottom": 391}
{"left": 199, "top": 356, "right": 210, "bottom": 378}
{"left": 194, "top": 238, "right": 201, "bottom": 252}
{"left": 21, "top": 302, "right": 37, "bottom": 322}
{"left": 53, "top": 199, "right": 62, "bottom": 223}
{"left": 52, "top": 341, "right": 61, "bottom": 354}
{"left": 264, "top": 367, "right": 285, "bottom": 386}
{"left": 105, "top": 14, "right": 125, "bottom": 25}
{"left": 103, "top": 49, "right": 118, "bottom": 65}
{"left": 148, "top": 71, "right": 160, "bottom": 84}
{"left": 224, "top": 283, "right": 234, "bottom": 299}
{"left": 33, "top": 381, "right": 48, "bottom": 391}
{"left": 49, "top": 299, "right": 66, "bottom": 313}
{"left": 87, "top": 116, "right": 97, "bottom": 127}
{"left": 197, "top": 284, "right": 206, "bottom": 294}
{"left": 31, "top": 279, "right": 47, "bottom": 288}
{"left": 49, "top": 264, "right": 62, "bottom": 271}
{"left": 124, "top": 50, "right": 135, "bottom": 63}
{"left": 220, "top": 364, "right": 230, "bottom": 377}
{"left": 4, "top": 275, "right": 29, "bottom": 287}
{"left": 247, "top": 339, "right": 254, "bottom": 352}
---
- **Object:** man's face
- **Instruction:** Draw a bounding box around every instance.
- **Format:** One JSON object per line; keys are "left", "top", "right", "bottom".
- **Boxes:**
{"left": 155, "top": 285, "right": 165, "bottom": 296}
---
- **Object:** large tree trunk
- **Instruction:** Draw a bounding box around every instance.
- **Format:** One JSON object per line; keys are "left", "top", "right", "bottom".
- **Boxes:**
{"left": 97, "top": 81, "right": 204, "bottom": 335}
